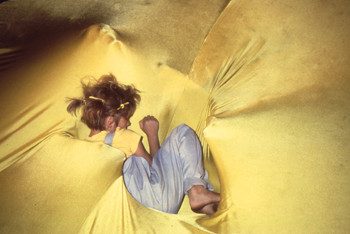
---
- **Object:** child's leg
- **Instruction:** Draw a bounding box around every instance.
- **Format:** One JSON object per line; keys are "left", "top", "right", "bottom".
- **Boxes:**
{"left": 152, "top": 124, "right": 219, "bottom": 214}
{"left": 173, "top": 124, "right": 211, "bottom": 193}
{"left": 169, "top": 124, "right": 220, "bottom": 214}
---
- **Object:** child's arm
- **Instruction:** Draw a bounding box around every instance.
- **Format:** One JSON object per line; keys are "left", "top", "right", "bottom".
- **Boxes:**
{"left": 139, "top": 116, "right": 160, "bottom": 157}
{"left": 134, "top": 140, "right": 153, "bottom": 165}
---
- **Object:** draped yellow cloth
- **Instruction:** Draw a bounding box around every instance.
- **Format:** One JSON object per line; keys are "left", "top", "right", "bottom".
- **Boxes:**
{"left": 1, "top": 0, "right": 350, "bottom": 233}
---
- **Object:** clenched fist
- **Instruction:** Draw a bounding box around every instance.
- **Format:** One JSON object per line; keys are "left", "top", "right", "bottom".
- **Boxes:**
{"left": 139, "top": 115, "right": 159, "bottom": 137}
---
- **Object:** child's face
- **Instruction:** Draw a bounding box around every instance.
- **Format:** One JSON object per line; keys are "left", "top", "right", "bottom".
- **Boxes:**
{"left": 117, "top": 116, "right": 131, "bottom": 129}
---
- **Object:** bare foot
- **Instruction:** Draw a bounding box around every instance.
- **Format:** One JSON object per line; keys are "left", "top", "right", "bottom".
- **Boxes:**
{"left": 188, "top": 185, "right": 220, "bottom": 215}
{"left": 193, "top": 202, "right": 219, "bottom": 215}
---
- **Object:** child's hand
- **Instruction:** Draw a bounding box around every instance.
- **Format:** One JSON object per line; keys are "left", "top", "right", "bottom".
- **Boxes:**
{"left": 139, "top": 115, "right": 159, "bottom": 137}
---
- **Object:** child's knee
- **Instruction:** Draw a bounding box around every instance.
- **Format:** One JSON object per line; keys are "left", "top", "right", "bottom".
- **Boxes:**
{"left": 166, "top": 124, "right": 199, "bottom": 147}
{"left": 175, "top": 124, "right": 193, "bottom": 135}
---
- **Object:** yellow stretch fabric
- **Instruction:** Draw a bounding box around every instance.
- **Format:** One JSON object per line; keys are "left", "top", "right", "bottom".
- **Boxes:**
{"left": 1, "top": 0, "right": 350, "bottom": 233}
{"left": 0, "top": 25, "right": 208, "bottom": 233}
{"left": 178, "top": 0, "right": 350, "bottom": 232}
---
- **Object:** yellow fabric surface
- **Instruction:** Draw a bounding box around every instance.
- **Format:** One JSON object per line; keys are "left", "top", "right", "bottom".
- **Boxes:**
{"left": 0, "top": 25, "right": 209, "bottom": 233}
{"left": 1, "top": 0, "right": 350, "bottom": 233}
{"left": 87, "top": 127, "right": 141, "bottom": 158}
{"left": 179, "top": 0, "right": 350, "bottom": 232}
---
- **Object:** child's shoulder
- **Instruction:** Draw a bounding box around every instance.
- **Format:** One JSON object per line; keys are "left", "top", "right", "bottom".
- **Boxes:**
{"left": 114, "top": 127, "right": 141, "bottom": 141}
{"left": 115, "top": 127, "right": 138, "bottom": 135}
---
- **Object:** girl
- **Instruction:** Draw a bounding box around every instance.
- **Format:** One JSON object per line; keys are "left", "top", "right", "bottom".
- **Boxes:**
{"left": 67, "top": 74, "right": 220, "bottom": 214}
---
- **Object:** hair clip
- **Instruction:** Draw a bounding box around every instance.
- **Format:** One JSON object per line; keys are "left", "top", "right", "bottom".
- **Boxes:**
{"left": 89, "top": 96, "right": 106, "bottom": 104}
{"left": 117, "top": 102, "right": 130, "bottom": 110}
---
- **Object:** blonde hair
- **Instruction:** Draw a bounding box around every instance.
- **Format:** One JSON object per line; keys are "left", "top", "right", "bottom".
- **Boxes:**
{"left": 67, "top": 74, "right": 140, "bottom": 130}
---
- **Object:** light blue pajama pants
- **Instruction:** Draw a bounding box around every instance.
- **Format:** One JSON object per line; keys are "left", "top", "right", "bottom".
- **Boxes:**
{"left": 122, "top": 124, "right": 213, "bottom": 214}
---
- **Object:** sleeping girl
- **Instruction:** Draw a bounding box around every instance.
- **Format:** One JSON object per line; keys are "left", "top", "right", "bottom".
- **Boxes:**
{"left": 67, "top": 74, "right": 220, "bottom": 215}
